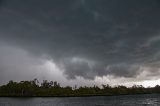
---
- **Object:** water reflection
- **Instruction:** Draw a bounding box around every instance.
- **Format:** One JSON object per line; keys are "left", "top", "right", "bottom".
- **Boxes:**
{"left": 0, "top": 94, "right": 160, "bottom": 106}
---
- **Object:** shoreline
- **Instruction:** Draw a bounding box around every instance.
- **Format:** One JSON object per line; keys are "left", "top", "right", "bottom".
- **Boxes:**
{"left": 0, "top": 93, "right": 158, "bottom": 98}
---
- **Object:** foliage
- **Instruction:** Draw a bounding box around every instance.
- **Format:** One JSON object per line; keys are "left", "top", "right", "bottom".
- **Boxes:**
{"left": 0, "top": 79, "right": 160, "bottom": 97}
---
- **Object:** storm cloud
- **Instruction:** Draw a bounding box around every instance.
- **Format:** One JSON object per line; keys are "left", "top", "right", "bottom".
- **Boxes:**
{"left": 1, "top": 0, "right": 160, "bottom": 83}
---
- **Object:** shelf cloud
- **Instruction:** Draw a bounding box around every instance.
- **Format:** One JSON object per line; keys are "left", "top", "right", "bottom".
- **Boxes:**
{"left": 0, "top": 0, "right": 160, "bottom": 85}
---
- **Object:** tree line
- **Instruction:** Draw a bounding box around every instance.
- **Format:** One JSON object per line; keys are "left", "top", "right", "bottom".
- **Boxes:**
{"left": 0, "top": 79, "right": 160, "bottom": 97}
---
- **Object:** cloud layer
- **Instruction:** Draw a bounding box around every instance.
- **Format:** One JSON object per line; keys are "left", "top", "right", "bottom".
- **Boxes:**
{"left": 0, "top": 0, "right": 160, "bottom": 81}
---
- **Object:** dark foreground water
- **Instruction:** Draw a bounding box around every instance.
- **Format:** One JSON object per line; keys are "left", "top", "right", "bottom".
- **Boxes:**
{"left": 0, "top": 94, "right": 160, "bottom": 106}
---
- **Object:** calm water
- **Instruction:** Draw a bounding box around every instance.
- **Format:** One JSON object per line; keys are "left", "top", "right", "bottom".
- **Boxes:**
{"left": 0, "top": 94, "right": 160, "bottom": 106}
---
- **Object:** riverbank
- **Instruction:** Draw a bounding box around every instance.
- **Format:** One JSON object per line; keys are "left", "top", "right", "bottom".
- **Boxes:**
{"left": 1, "top": 80, "right": 160, "bottom": 97}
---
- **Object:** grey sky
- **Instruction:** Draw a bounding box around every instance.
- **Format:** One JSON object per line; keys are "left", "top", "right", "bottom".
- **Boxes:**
{"left": 0, "top": 0, "right": 160, "bottom": 86}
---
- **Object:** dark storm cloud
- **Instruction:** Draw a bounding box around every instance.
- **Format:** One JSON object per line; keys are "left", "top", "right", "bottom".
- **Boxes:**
{"left": 0, "top": 0, "right": 160, "bottom": 79}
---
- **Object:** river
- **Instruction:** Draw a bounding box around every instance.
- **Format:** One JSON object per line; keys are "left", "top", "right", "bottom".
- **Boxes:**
{"left": 0, "top": 94, "right": 160, "bottom": 106}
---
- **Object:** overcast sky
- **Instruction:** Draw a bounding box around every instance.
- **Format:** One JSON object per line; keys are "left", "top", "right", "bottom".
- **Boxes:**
{"left": 0, "top": 0, "right": 160, "bottom": 87}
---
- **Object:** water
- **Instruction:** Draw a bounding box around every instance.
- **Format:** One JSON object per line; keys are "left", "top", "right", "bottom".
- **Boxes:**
{"left": 0, "top": 94, "right": 160, "bottom": 106}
